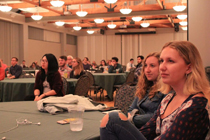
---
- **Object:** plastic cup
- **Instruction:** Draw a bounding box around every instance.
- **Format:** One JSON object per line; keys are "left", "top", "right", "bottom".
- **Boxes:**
{"left": 116, "top": 69, "right": 119, "bottom": 73}
{"left": 68, "top": 105, "right": 85, "bottom": 132}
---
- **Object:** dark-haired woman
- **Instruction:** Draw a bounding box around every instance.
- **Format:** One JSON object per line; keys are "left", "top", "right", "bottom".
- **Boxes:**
{"left": 34, "top": 53, "right": 64, "bottom": 101}
{"left": 99, "top": 60, "right": 107, "bottom": 72}
{"left": 70, "top": 58, "right": 85, "bottom": 79}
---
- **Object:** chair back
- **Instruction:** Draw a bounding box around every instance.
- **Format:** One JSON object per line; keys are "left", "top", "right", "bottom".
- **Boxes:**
{"left": 61, "top": 77, "right": 68, "bottom": 95}
{"left": 122, "top": 65, "right": 126, "bottom": 72}
{"left": 114, "top": 84, "right": 136, "bottom": 115}
{"left": 126, "top": 70, "right": 136, "bottom": 84}
{"left": 84, "top": 71, "right": 94, "bottom": 86}
{"left": 74, "top": 75, "right": 91, "bottom": 96}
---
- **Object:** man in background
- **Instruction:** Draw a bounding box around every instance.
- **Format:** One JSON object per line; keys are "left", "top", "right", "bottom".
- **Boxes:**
{"left": 126, "top": 58, "right": 135, "bottom": 72}
{"left": 134, "top": 55, "right": 144, "bottom": 81}
{"left": 8, "top": 57, "right": 22, "bottom": 79}
{"left": 58, "top": 55, "right": 72, "bottom": 78}
{"left": 20, "top": 60, "right": 28, "bottom": 68}
{"left": 108, "top": 57, "right": 123, "bottom": 73}
{"left": 67, "top": 55, "right": 73, "bottom": 69}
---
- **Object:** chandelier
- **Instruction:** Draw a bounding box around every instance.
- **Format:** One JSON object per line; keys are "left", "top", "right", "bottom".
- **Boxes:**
{"left": 104, "top": 0, "right": 117, "bottom": 4}
{"left": 50, "top": 0, "right": 65, "bottom": 7}
{"left": 0, "top": 4, "right": 12, "bottom": 12}
{"left": 179, "top": 21, "right": 187, "bottom": 26}
{"left": 177, "top": 15, "right": 187, "bottom": 20}
{"left": 140, "top": 22, "right": 150, "bottom": 28}
{"left": 173, "top": 5, "right": 186, "bottom": 12}
{"left": 132, "top": 17, "right": 142, "bottom": 22}
{"left": 181, "top": 27, "right": 187, "bottom": 30}
{"left": 31, "top": 7, "right": 43, "bottom": 21}
{"left": 107, "top": 23, "right": 116, "bottom": 29}
{"left": 55, "top": 21, "right": 65, "bottom": 26}
{"left": 120, "top": 7, "right": 132, "bottom": 15}
{"left": 73, "top": 25, "right": 82, "bottom": 31}
{"left": 87, "top": 30, "right": 94, "bottom": 34}
{"left": 94, "top": 19, "right": 104, "bottom": 24}
{"left": 76, "top": 5, "right": 88, "bottom": 17}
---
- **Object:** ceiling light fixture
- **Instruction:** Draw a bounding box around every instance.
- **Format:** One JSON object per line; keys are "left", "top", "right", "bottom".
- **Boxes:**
{"left": 179, "top": 21, "right": 187, "bottom": 26}
{"left": 50, "top": 0, "right": 65, "bottom": 7}
{"left": 177, "top": 15, "right": 187, "bottom": 20}
{"left": 76, "top": 5, "right": 88, "bottom": 17}
{"left": 173, "top": 4, "right": 186, "bottom": 12}
{"left": 104, "top": 0, "right": 117, "bottom": 4}
{"left": 181, "top": 27, "right": 187, "bottom": 30}
{"left": 94, "top": 18, "right": 104, "bottom": 24}
{"left": 73, "top": 25, "right": 82, "bottom": 31}
{"left": 120, "top": 7, "right": 132, "bottom": 14}
{"left": 55, "top": 21, "right": 65, "bottom": 26}
{"left": 140, "top": 20, "right": 150, "bottom": 28}
{"left": 87, "top": 30, "right": 94, "bottom": 34}
{"left": 107, "top": 23, "right": 116, "bottom": 29}
{"left": 132, "top": 17, "right": 142, "bottom": 22}
{"left": 0, "top": 4, "right": 12, "bottom": 12}
{"left": 31, "top": 7, "right": 43, "bottom": 21}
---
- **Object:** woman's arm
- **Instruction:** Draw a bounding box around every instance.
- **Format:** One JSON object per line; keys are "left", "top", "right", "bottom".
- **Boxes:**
{"left": 50, "top": 72, "right": 63, "bottom": 96}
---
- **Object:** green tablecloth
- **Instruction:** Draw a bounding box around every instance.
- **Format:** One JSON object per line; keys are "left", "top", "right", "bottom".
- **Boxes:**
{"left": 93, "top": 73, "right": 126, "bottom": 100}
{"left": 0, "top": 101, "right": 104, "bottom": 140}
{"left": 0, "top": 78, "right": 77, "bottom": 102}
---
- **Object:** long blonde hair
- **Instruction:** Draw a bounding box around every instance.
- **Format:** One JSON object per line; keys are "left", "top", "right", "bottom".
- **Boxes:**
{"left": 136, "top": 52, "right": 160, "bottom": 100}
{"left": 159, "top": 41, "right": 210, "bottom": 99}
{"left": 73, "top": 58, "right": 84, "bottom": 75}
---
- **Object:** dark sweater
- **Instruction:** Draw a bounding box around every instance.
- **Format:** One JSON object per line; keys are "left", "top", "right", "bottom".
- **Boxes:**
{"left": 34, "top": 71, "right": 64, "bottom": 96}
{"left": 70, "top": 70, "right": 85, "bottom": 79}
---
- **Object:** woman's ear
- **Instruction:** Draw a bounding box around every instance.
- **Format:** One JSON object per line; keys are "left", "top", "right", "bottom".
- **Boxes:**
{"left": 186, "top": 64, "right": 192, "bottom": 74}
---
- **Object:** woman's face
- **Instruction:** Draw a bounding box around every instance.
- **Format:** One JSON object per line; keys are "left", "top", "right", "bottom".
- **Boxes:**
{"left": 72, "top": 59, "right": 78, "bottom": 68}
{"left": 32, "top": 63, "right": 35, "bottom": 68}
{"left": 144, "top": 56, "right": 159, "bottom": 82}
{"left": 41, "top": 56, "right": 48, "bottom": 70}
{"left": 159, "top": 47, "right": 190, "bottom": 87}
{"left": 102, "top": 61, "right": 105, "bottom": 66}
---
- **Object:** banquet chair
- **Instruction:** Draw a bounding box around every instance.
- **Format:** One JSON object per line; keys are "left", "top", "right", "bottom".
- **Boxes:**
{"left": 114, "top": 83, "right": 136, "bottom": 115}
{"left": 74, "top": 75, "right": 91, "bottom": 96}
{"left": 61, "top": 77, "right": 68, "bottom": 95}
{"left": 85, "top": 71, "right": 104, "bottom": 100}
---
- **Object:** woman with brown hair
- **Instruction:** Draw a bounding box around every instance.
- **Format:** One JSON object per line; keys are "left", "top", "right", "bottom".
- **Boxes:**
{"left": 70, "top": 58, "right": 85, "bottom": 79}
{"left": 127, "top": 52, "right": 165, "bottom": 129}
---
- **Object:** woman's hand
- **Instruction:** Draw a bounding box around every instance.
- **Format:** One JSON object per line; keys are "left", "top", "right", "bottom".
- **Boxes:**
{"left": 34, "top": 94, "right": 45, "bottom": 101}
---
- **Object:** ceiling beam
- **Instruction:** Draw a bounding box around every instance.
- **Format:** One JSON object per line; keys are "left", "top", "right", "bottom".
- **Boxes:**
{"left": 26, "top": 9, "right": 187, "bottom": 22}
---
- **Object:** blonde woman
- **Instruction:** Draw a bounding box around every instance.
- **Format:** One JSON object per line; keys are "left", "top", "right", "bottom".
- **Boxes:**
{"left": 70, "top": 58, "right": 85, "bottom": 79}
{"left": 100, "top": 41, "right": 210, "bottom": 140}
{"left": 128, "top": 52, "right": 165, "bottom": 129}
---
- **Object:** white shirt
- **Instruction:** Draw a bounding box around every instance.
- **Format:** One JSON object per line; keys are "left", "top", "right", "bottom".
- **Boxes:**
{"left": 126, "top": 62, "right": 135, "bottom": 72}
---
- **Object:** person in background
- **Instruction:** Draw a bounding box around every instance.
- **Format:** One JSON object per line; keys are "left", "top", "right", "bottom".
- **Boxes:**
{"left": 0, "top": 59, "right": 8, "bottom": 70}
{"left": 67, "top": 55, "right": 73, "bottom": 69}
{"left": 34, "top": 61, "right": 40, "bottom": 69}
{"left": 30, "top": 62, "right": 37, "bottom": 69}
{"left": 0, "top": 61, "right": 5, "bottom": 80}
{"left": 91, "top": 61, "right": 98, "bottom": 69}
{"left": 58, "top": 55, "right": 72, "bottom": 78}
{"left": 8, "top": 57, "right": 22, "bottom": 79}
{"left": 20, "top": 60, "right": 28, "bottom": 68}
{"left": 108, "top": 57, "right": 123, "bottom": 73}
{"left": 126, "top": 58, "right": 135, "bottom": 72}
{"left": 99, "top": 60, "right": 107, "bottom": 72}
{"left": 83, "top": 57, "right": 91, "bottom": 70}
{"left": 70, "top": 58, "right": 85, "bottom": 79}
{"left": 34, "top": 53, "right": 64, "bottom": 101}
{"left": 128, "top": 52, "right": 164, "bottom": 129}
{"left": 100, "top": 41, "right": 210, "bottom": 140}
{"left": 134, "top": 55, "right": 144, "bottom": 81}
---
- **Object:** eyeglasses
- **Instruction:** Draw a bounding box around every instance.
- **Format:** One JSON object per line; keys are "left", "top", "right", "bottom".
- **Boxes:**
{"left": 40, "top": 59, "right": 48, "bottom": 63}
{"left": 72, "top": 61, "right": 78, "bottom": 63}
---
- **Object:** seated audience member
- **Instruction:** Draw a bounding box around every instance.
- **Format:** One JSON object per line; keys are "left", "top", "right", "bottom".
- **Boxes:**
{"left": 34, "top": 53, "right": 64, "bottom": 101}
{"left": 0, "top": 58, "right": 8, "bottom": 70}
{"left": 0, "top": 61, "right": 5, "bottom": 80}
{"left": 128, "top": 52, "right": 164, "bottom": 129}
{"left": 100, "top": 41, "right": 210, "bottom": 140}
{"left": 58, "top": 55, "right": 72, "bottom": 78}
{"left": 134, "top": 55, "right": 144, "bottom": 81}
{"left": 83, "top": 57, "right": 91, "bottom": 70}
{"left": 30, "top": 62, "right": 37, "bottom": 69}
{"left": 108, "top": 57, "right": 123, "bottom": 73}
{"left": 91, "top": 61, "right": 98, "bottom": 69}
{"left": 70, "top": 58, "right": 85, "bottom": 79}
{"left": 20, "top": 60, "right": 28, "bottom": 68}
{"left": 34, "top": 61, "right": 40, "bottom": 69}
{"left": 99, "top": 60, "right": 107, "bottom": 72}
{"left": 67, "top": 55, "right": 73, "bottom": 69}
{"left": 8, "top": 57, "right": 22, "bottom": 79}
{"left": 126, "top": 58, "right": 135, "bottom": 72}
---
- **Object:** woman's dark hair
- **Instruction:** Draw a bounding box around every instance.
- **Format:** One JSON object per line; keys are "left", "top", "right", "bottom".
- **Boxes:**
{"left": 30, "top": 62, "right": 36, "bottom": 68}
{"left": 101, "top": 60, "right": 106, "bottom": 66}
{"left": 40, "top": 53, "right": 58, "bottom": 82}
